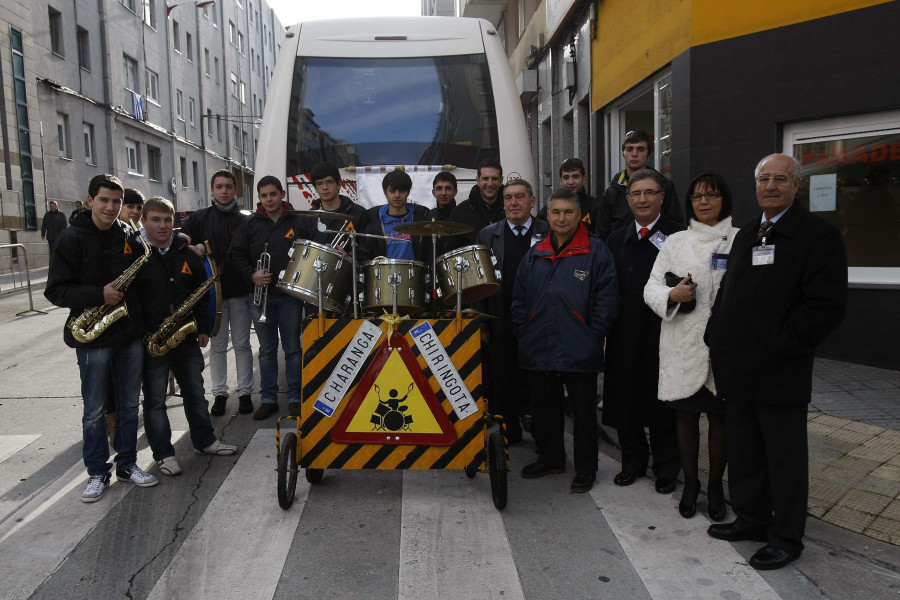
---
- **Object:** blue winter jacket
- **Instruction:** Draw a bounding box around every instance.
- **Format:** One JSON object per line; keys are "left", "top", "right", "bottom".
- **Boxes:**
{"left": 511, "top": 224, "right": 619, "bottom": 373}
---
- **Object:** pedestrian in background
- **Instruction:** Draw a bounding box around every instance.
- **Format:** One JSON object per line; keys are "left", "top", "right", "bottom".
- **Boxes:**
{"left": 41, "top": 201, "right": 67, "bottom": 257}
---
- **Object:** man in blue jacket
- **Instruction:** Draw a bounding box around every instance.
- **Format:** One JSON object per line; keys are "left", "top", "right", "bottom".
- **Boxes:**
{"left": 512, "top": 188, "right": 619, "bottom": 493}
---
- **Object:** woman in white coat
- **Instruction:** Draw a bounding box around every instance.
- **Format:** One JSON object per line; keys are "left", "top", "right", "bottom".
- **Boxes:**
{"left": 643, "top": 173, "right": 739, "bottom": 521}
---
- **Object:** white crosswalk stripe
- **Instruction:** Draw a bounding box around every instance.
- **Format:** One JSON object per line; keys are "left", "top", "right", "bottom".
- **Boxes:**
{"left": 0, "top": 434, "right": 40, "bottom": 464}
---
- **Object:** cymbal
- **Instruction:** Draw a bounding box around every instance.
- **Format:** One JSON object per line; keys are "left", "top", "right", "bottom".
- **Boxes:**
{"left": 287, "top": 210, "right": 355, "bottom": 220}
{"left": 393, "top": 221, "right": 473, "bottom": 236}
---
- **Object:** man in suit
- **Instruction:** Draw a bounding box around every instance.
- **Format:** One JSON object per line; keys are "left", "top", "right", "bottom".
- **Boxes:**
{"left": 476, "top": 179, "right": 550, "bottom": 442}
{"left": 602, "top": 168, "right": 684, "bottom": 495}
{"left": 705, "top": 153, "right": 847, "bottom": 570}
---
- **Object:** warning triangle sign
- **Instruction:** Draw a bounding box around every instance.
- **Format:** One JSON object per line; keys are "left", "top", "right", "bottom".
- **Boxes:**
{"left": 331, "top": 332, "right": 457, "bottom": 446}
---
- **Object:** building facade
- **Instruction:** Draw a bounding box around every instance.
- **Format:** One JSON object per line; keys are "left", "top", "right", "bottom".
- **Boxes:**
{"left": 5, "top": 0, "right": 284, "bottom": 267}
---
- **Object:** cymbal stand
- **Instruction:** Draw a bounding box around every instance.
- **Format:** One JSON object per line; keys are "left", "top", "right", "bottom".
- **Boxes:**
{"left": 349, "top": 228, "right": 359, "bottom": 319}
{"left": 454, "top": 256, "right": 468, "bottom": 333}
{"left": 431, "top": 219, "right": 439, "bottom": 305}
{"left": 314, "top": 257, "right": 327, "bottom": 337}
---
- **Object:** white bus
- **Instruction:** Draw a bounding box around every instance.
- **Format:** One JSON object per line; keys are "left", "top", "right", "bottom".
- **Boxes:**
{"left": 254, "top": 17, "right": 534, "bottom": 210}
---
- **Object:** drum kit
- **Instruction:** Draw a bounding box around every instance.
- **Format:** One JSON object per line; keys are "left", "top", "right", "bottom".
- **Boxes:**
{"left": 271, "top": 209, "right": 501, "bottom": 318}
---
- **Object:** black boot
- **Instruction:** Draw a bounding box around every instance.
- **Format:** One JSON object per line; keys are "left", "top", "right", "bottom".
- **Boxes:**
{"left": 679, "top": 478, "right": 700, "bottom": 518}
{"left": 707, "top": 479, "right": 727, "bottom": 521}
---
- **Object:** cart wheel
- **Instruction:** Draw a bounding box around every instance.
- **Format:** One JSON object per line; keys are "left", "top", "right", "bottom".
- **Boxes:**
{"left": 464, "top": 461, "right": 478, "bottom": 479}
{"left": 277, "top": 432, "right": 298, "bottom": 509}
{"left": 306, "top": 468, "right": 324, "bottom": 484}
{"left": 488, "top": 431, "right": 507, "bottom": 510}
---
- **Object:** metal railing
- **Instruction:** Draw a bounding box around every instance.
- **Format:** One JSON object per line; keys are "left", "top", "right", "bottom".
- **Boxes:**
{"left": 0, "top": 244, "right": 47, "bottom": 316}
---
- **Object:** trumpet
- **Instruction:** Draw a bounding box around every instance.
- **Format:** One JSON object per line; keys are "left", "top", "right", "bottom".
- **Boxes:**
{"left": 253, "top": 243, "right": 270, "bottom": 323}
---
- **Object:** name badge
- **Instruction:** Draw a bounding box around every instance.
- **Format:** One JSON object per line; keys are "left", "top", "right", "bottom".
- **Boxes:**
{"left": 752, "top": 245, "right": 775, "bottom": 266}
{"left": 711, "top": 253, "right": 729, "bottom": 270}
{"left": 530, "top": 235, "right": 542, "bottom": 247}
{"left": 648, "top": 231, "right": 667, "bottom": 250}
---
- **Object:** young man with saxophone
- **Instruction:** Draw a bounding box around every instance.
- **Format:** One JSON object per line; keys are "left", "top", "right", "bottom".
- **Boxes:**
{"left": 233, "top": 176, "right": 314, "bottom": 420}
{"left": 45, "top": 174, "right": 158, "bottom": 503}
{"left": 136, "top": 197, "right": 237, "bottom": 476}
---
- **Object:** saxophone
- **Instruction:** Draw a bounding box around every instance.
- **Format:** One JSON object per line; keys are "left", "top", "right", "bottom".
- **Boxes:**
{"left": 145, "top": 271, "right": 219, "bottom": 357}
{"left": 68, "top": 221, "right": 151, "bottom": 344}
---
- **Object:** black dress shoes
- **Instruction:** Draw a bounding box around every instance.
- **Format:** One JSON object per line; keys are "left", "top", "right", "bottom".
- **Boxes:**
{"left": 570, "top": 473, "right": 595, "bottom": 493}
{"left": 655, "top": 477, "right": 677, "bottom": 494}
{"left": 707, "top": 479, "right": 727, "bottom": 522}
{"left": 707, "top": 520, "right": 768, "bottom": 543}
{"left": 749, "top": 545, "right": 800, "bottom": 570}
{"left": 521, "top": 462, "right": 566, "bottom": 479}
{"left": 679, "top": 478, "right": 700, "bottom": 518}
{"left": 613, "top": 470, "right": 644, "bottom": 486}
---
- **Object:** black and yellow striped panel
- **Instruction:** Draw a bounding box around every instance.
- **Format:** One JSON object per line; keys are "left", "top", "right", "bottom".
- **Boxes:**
{"left": 299, "top": 317, "right": 486, "bottom": 470}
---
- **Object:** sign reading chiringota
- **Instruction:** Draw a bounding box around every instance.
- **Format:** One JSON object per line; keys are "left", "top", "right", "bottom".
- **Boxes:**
{"left": 313, "top": 320, "right": 383, "bottom": 417}
{"left": 410, "top": 321, "right": 478, "bottom": 420}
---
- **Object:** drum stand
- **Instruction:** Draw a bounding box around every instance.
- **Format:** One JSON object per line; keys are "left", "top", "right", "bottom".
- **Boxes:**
{"left": 314, "top": 257, "right": 327, "bottom": 336}
{"left": 453, "top": 256, "right": 467, "bottom": 333}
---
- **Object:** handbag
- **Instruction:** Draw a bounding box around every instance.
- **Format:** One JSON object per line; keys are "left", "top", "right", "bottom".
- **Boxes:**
{"left": 664, "top": 272, "right": 696, "bottom": 314}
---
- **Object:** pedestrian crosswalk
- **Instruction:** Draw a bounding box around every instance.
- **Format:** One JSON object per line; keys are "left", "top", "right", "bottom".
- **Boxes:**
{"left": 0, "top": 428, "right": 789, "bottom": 599}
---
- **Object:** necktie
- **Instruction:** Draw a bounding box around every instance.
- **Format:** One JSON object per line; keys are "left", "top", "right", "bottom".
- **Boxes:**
{"left": 639, "top": 227, "right": 649, "bottom": 239}
{"left": 514, "top": 225, "right": 525, "bottom": 237}
{"left": 757, "top": 220, "right": 773, "bottom": 241}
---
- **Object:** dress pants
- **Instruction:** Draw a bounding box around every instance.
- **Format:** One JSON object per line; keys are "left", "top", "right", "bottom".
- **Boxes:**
{"left": 616, "top": 410, "right": 680, "bottom": 479}
{"left": 726, "top": 397, "right": 808, "bottom": 555}
{"left": 528, "top": 371, "right": 598, "bottom": 476}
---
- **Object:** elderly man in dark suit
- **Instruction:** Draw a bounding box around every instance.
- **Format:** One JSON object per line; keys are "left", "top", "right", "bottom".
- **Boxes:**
{"left": 705, "top": 153, "right": 847, "bottom": 571}
{"left": 476, "top": 178, "right": 550, "bottom": 442}
{"left": 602, "top": 168, "right": 685, "bottom": 494}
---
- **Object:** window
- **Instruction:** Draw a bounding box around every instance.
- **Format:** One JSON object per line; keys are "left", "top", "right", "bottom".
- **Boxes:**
{"left": 83, "top": 123, "right": 95, "bottom": 164}
{"left": 144, "top": 0, "right": 156, "bottom": 28}
{"left": 784, "top": 109, "right": 900, "bottom": 285}
{"left": 145, "top": 69, "right": 159, "bottom": 103}
{"left": 77, "top": 27, "right": 90, "bottom": 71}
{"left": 206, "top": 109, "right": 213, "bottom": 137}
{"left": 186, "top": 32, "right": 193, "bottom": 61}
{"left": 57, "top": 113, "right": 70, "bottom": 159}
{"left": 251, "top": 48, "right": 255, "bottom": 71}
{"left": 233, "top": 125, "right": 240, "bottom": 148}
{"left": 125, "top": 139, "right": 141, "bottom": 174}
{"left": 123, "top": 54, "right": 139, "bottom": 92}
{"left": 148, "top": 145, "right": 161, "bottom": 181}
{"left": 240, "top": 81, "right": 246, "bottom": 104}
{"left": 230, "top": 72, "right": 238, "bottom": 98}
{"left": 204, "top": 48, "right": 210, "bottom": 76}
{"left": 217, "top": 115, "right": 222, "bottom": 140}
{"left": 249, "top": 2, "right": 254, "bottom": 22}
{"left": 122, "top": 0, "right": 137, "bottom": 12}
{"left": 242, "top": 131, "right": 248, "bottom": 154}
{"left": 517, "top": 0, "right": 525, "bottom": 36}
{"left": 180, "top": 156, "right": 187, "bottom": 187}
{"left": 229, "top": 21, "right": 235, "bottom": 45}
{"left": 192, "top": 161, "right": 199, "bottom": 189}
{"left": 189, "top": 97, "right": 195, "bottom": 126}
{"left": 212, "top": 4, "right": 218, "bottom": 27}
{"left": 49, "top": 8, "right": 64, "bottom": 56}
{"left": 238, "top": 31, "right": 244, "bottom": 54}
{"left": 214, "top": 57, "right": 220, "bottom": 82}
{"left": 176, "top": 89, "right": 183, "bottom": 120}
{"left": 173, "top": 21, "right": 181, "bottom": 52}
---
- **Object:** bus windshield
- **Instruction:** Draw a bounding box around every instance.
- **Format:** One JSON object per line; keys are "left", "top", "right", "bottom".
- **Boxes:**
{"left": 286, "top": 54, "right": 499, "bottom": 174}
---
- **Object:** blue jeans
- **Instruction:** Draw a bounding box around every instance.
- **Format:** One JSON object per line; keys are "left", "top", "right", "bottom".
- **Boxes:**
{"left": 142, "top": 342, "right": 217, "bottom": 461}
{"left": 76, "top": 338, "right": 143, "bottom": 477}
{"left": 250, "top": 293, "right": 302, "bottom": 405}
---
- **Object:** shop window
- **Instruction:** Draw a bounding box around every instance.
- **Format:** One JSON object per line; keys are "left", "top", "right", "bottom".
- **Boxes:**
{"left": 785, "top": 110, "right": 900, "bottom": 286}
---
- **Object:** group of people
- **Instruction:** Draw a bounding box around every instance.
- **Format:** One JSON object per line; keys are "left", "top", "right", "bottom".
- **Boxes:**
{"left": 45, "top": 133, "right": 847, "bottom": 572}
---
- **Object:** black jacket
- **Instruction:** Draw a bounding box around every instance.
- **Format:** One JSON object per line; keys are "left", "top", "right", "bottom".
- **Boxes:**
{"left": 181, "top": 204, "right": 250, "bottom": 299}
{"left": 41, "top": 210, "right": 67, "bottom": 241}
{"left": 598, "top": 170, "right": 682, "bottom": 241}
{"left": 136, "top": 234, "right": 211, "bottom": 338}
{"left": 705, "top": 204, "right": 847, "bottom": 405}
{"left": 537, "top": 189, "right": 602, "bottom": 236}
{"left": 446, "top": 184, "right": 506, "bottom": 250}
{"left": 602, "top": 215, "right": 685, "bottom": 428}
{"left": 309, "top": 194, "right": 371, "bottom": 247}
{"left": 427, "top": 199, "right": 457, "bottom": 222}
{"left": 232, "top": 207, "right": 315, "bottom": 297}
{"left": 44, "top": 212, "right": 144, "bottom": 348}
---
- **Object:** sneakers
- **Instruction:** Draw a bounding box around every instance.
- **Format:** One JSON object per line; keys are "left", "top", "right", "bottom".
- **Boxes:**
{"left": 116, "top": 464, "right": 159, "bottom": 487}
{"left": 82, "top": 474, "right": 111, "bottom": 503}
{"left": 238, "top": 395, "right": 253, "bottom": 414}
{"left": 157, "top": 456, "right": 182, "bottom": 476}
{"left": 288, "top": 402, "right": 301, "bottom": 417}
{"left": 210, "top": 395, "right": 228, "bottom": 416}
{"left": 195, "top": 439, "right": 238, "bottom": 456}
{"left": 253, "top": 403, "right": 278, "bottom": 420}
{"left": 521, "top": 461, "right": 566, "bottom": 479}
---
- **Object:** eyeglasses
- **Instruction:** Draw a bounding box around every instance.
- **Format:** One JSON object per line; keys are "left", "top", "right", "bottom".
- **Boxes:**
{"left": 755, "top": 173, "right": 795, "bottom": 187}
{"left": 690, "top": 191, "right": 722, "bottom": 202}
{"left": 627, "top": 189, "right": 659, "bottom": 199}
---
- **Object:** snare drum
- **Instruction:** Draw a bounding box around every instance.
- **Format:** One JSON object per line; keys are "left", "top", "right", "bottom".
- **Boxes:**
{"left": 436, "top": 245, "right": 500, "bottom": 305}
{"left": 277, "top": 240, "right": 353, "bottom": 312}
{"left": 362, "top": 258, "right": 427, "bottom": 314}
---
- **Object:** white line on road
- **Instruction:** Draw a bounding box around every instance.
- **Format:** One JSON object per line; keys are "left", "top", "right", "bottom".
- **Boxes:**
{"left": 0, "top": 434, "right": 40, "bottom": 463}
{"left": 398, "top": 469, "right": 525, "bottom": 600}
{"left": 146, "top": 429, "right": 310, "bottom": 600}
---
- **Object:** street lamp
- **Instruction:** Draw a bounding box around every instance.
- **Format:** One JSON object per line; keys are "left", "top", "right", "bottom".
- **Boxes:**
{"left": 167, "top": 0, "right": 214, "bottom": 17}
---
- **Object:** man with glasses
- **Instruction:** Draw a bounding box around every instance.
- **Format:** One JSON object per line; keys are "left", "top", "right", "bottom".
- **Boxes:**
{"left": 705, "top": 153, "right": 847, "bottom": 570}
{"left": 307, "top": 162, "right": 370, "bottom": 247}
{"left": 476, "top": 179, "right": 550, "bottom": 443}
{"left": 602, "top": 168, "right": 684, "bottom": 495}
{"left": 598, "top": 129, "right": 681, "bottom": 240}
